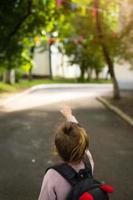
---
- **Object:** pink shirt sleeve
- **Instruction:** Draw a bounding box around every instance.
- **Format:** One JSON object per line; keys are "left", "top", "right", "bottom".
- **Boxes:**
{"left": 38, "top": 170, "right": 56, "bottom": 200}
{"left": 85, "top": 149, "right": 94, "bottom": 173}
{"left": 38, "top": 169, "right": 71, "bottom": 200}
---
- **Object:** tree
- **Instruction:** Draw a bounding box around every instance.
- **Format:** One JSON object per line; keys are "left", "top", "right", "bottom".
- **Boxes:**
{"left": 56, "top": 0, "right": 132, "bottom": 99}
{"left": 94, "top": 0, "right": 120, "bottom": 99}
{"left": 117, "top": 0, "right": 133, "bottom": 69}
{"left": 61, "top": 38, "right": 105, "bottom": 81}
{"left": 56, "top": 4, "right": 105, "bottom": 81}
{"left": 0, "top": 0, "right": 57, "bottom": 83}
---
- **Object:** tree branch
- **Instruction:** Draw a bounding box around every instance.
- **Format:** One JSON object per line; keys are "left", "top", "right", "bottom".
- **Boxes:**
{"left": 1, "top": 0, "right": 32, "bottom": 52}
{"left": 9, "top": 0, "right": 32, "bottom": 38}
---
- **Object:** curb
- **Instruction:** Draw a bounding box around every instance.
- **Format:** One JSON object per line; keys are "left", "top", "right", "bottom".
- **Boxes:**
{"left": 97, "top": 96, "right": 133, "bottom": 127}
{"left": 27, "top": 83, "right": 113, "bottom": 90}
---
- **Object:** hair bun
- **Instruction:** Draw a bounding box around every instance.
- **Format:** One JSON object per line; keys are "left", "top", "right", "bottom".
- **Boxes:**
{"left": 63, "top": 123, "right": 73, "bottom": 135}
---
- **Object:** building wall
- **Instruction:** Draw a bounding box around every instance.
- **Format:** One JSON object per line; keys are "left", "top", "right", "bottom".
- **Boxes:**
{"left": 32, "top": 45, "right": 133, "bottom": 90}
{"left": 118, "top": 0, "right": 133, "bottom": 89}
{"left": 115, "top": 63, "right": 133, "bottom": 89}
{"left": 51, "top": 45, "right": 80, "bottom": 78}
{"left": 32, "top": 47, "right": 50, "bottom": 76}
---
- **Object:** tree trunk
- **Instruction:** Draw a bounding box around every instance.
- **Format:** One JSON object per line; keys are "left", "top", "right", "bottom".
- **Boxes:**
{"left": 28, "top": 66, "right": 33, "bottom": 81}
{"left": 80, "top": 67, "right": 85, "bottom": 81}
{"left": 95, "top": 70, "right": 99, "bottom": 80}
{"left": 94, "top": 0, "right": 120, "bottom": 99}
{"left": 102, "top": 45, "right": 120, "bottom": 99}
{"left": 15, "top": 70, "right": 19, "bottom": 83}
{"left": 105, "top": 69, "right": 110, "bottom": 80}
{"left": 1, "top": 0, "right": 32, "bottom": 52}
{"left": 3, "top": 70, "right": 12, "bottom": 84}
{"left": 48, "top": 44, "right": 53, "bottom": 79}
{"left": 87, "top": 68, "right": 92, "bottom": 81}
{"left": 61, "top": 53, "right": 65, "bottom": 77}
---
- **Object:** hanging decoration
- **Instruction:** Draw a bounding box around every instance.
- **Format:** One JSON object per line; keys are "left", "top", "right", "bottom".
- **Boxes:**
{"left": 33, "top": 34, "right": 101, "bottom": 46}
{"left": 70, "top": 2, "right": 77, "bottom": 11}
{"left": 55, "top": 0, "right": 100, "bottom": 17}
{"left": 56, "top": 38, "right": 60, "bottom": 43}
{"left": 48, "top": 38, "right": 56, "bottom": 45}
{"left": 55, "top": 0, "right": 117, "bottom": 18}
{"left": 80, "top": 5, "right": 86, "bottom": 16}
{"left": 39, "top": 31, "right": 116, "bottom": 47}
{"left": 46, "top": 35, "right": 85, "bottom": 46}
{"left": 63, "top": 38, "right": 69, "bottom": 44}
{"left": 34, "top": 36, "right": 41, "bottom": 45}
{"left": 92, "top": 8, "right": 97, "bottom": 17}
{"left": 56, "top": 0, "right": 64, "bottom": 8}
{"left": 78, "top": 36, "right": 84, "bottom": 42}
{"left": 72, "top": 0, "right": 88, "bottom": 4}
{"left": 73, "top": 39, "right": 79, "bottom": 45}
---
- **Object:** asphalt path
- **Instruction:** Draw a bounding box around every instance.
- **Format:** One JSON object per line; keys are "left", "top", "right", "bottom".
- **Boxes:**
{"left": 1, "top": 84, "right": 112, "bottom": 112}
{"left": 0, "top": 85, "right": 133, "bottom": 200}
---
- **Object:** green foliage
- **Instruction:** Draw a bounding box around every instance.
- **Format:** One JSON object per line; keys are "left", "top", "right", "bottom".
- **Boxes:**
{"left": 1, "top": 0, "right": 133, "bottom": 80}
{"left": 0, "top": 0, "right": 56, "bottom": 71}
{"left": 56, "top": 2, "right": 106, "bottom": 79}
{"left": 55, "top": 0, "right": 133, "bottom": 80}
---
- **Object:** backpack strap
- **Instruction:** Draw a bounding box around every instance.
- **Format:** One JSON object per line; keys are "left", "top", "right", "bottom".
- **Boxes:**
{"left": 83, "top": 154, "right": 93, "bottom": 177}
{"left": 46, "top": 161, "right": 93, "bottom": 187}
{"left": 46, "top": 163, "right": 81, "bottom": 186}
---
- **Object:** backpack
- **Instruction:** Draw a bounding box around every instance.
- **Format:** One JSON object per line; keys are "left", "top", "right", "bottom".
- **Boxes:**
{"left": 47, "top": 159, "right": 114, "bottom": 200}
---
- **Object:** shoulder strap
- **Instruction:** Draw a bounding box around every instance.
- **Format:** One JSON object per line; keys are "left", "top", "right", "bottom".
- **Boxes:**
{"left": 83, "top": 153, "right": 93, "bottom": 176}
{"left": 46, "top": 163, "right": 79, "bottom": 186}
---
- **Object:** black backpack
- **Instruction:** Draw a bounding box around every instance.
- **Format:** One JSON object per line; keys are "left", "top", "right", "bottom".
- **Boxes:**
{"left": 47, "top": 160, "right": 114, "bottom": 200}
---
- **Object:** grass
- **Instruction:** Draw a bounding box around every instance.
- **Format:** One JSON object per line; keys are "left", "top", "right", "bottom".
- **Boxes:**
{"left": 0, "top": 82, "right": 18, "bottom": 93}
{"left": 0, "top": 78, "right": 111, "bottom": 94}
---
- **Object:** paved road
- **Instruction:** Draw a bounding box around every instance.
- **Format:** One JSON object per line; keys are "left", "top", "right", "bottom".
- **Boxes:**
{"left": 1, "top": 84, "right": 112, "bottom": 112}
{"left": 0, "top": 86, "right": 133, "bottom": 200}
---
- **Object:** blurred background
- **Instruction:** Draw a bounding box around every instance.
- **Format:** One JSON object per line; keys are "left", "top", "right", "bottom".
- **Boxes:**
{"left": 0, "top": 0, "right": 133, "bottom": 200}
{"left": 0, "top": 0, "right": 133, "bottom": 94}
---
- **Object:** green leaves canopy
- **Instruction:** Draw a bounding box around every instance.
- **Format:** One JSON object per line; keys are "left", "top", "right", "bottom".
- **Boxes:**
{"left": 0, "top": 0, "right": 56, "bottom": 69}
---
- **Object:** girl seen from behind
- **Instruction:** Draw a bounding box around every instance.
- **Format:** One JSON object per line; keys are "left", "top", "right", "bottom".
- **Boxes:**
{"left": 38, "top": 105, "right": 94, "bottom": 200}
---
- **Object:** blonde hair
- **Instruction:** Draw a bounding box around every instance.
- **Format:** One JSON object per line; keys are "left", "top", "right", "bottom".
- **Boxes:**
{"left": 55, "top": 122, "right": 89, "bottom": 164}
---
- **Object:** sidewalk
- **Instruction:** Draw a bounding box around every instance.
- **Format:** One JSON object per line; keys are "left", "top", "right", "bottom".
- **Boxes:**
{"left": 0, "top": 93, "right": 13, "bottom": 104}
{"left": 0, "top": 85, "right": 133, "bottom": 126}
{"left": 106, "top": 90, "right": 133, "bottom": 118}
{"left": 97, "top": 90, "right": 133, "bottom": 126}
{"left": 0, "top": 84, "right": 113, "bottom": 112}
